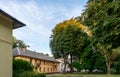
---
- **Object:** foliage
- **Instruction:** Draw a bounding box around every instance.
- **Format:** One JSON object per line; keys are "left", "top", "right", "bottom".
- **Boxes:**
{"left": 50, "top": 18, "right": 88, "bottom": 59}
{"left": 78, "top": 43, "right": 106, "bottom": 72}
{"left": 13, "top": 59, "right": 46, "bottom": 77}
{"left": 70, "top": 61, "right": 81, "bottom": 72}
{"left": 12, "top": 37, "right": 29, "bottom": 48}
{"left": 80, "top": 0, "right": 120, "bottom": 74}
{"left": 82, "top": 0, "right": 120, "bottom": 48}
{"left": 13, "top": 71, "right": 46, "bottom": 77}
{"left": 112, "top": 59, "right": 120, "bottom": 73}
{"left": 13, "top": 59, "right": 33, "bottom": 72}
{"left": 50, "top": 0, "right": 120, "bottom": 74}
{"left": 50, "top": 18, "right": 89, "bottom": 72}
{"left": 111, "top": 48, "right": 120, "bottom": 73}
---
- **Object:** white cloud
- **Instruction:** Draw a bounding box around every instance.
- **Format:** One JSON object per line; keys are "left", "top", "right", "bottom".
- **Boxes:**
{"left": 0, "top": 0, "right": 85, "bottom": 55}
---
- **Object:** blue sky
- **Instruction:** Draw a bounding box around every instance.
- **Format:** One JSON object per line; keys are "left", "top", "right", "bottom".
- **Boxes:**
{"left": 0, "top": 0, "right": 88, "bottom": 56}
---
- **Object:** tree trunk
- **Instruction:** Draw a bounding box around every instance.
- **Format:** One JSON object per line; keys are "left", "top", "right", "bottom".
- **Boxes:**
{"left": 63, "top": 56, "right": 67, "bottom": 73}
{"left": 106, "top": 62, "right": 111, "bottom": 75}
{"left": 106, "top": 57, "right": 111, "bottom": 75}
{"left": 70, "top": 53, "right": 73, "bottom": 73}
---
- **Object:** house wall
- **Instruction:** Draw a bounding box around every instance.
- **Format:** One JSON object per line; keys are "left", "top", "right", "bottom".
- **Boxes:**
{"left": 15, "top": 56, "right": 60, "bottom": 73}
{"left": 0, "top": 14, "right": 13, "bottom": 77}
{"left": 57, "top": 58, "right": 71, "bottom": 72}
{"left": 15, "top": 56, "right": 30, "bottom": 62}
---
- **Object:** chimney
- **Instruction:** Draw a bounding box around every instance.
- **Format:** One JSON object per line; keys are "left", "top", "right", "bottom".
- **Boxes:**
{"left": 21, "top": 47, "right": 27, "bottom": 52}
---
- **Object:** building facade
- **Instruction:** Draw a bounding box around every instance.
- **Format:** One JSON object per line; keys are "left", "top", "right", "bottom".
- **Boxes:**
{"left": 0, "top": 9, "right": 25, "bottom": 77}
{"left": 57, "top": 58, "right": 70, "bottom": 72}
{"left": 13, "top": 47, "right": 60, "bottom": 73}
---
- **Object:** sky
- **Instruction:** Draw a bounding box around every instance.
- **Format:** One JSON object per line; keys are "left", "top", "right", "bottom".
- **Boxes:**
{"left": 0, "top": 0, "right": 88, "bottom": 56}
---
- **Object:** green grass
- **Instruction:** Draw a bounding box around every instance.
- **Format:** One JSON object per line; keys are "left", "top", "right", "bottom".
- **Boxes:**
{"left": 46, "top": 73, "right": 120, "bottom": 77}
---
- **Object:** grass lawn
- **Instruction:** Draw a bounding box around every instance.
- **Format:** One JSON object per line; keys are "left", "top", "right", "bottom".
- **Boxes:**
{"left": 46, "top": 73, "right": 120, "bottom": 77}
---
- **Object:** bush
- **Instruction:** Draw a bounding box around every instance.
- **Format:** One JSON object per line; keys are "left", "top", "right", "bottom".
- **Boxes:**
{"left": 69, "top": 61, "right": 81, "bottom": 72}
{"left": 13, "top": 71, "right": 20, "bottom": 77}
{"left": 13, "top": 71, "right": 46, "bottom": 77}
{"left": 110, "top": 68, "right": 116, "bottom": 74}
{"left": 13, "top": 59, "right": 46, "bottom": 77}
{"left": 20, "top": 71, "right": 46, "bottom": 77}
{"left": 13, "top": 59, "right": 33, "bottom": 72}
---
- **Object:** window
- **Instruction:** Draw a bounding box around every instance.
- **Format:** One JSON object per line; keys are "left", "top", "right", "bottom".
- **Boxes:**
{"left": 53, "top": 68, "right": 54, "bottom": 72}
{"left": 47, "top": 68, "right": 49, "bottom": 72}
{"left": 43, "top": 67, "right": 45, "bottom": 72}
{"left": 56, "top": 68, "right": 57, "bottom": 72}
{"left": 51, "top": 68, "right": 52, "bottom": 72}
{"left": 39, "top": 67, "right": 41, "bottom": 72}
{"left": 44, "top": 61, "right": 45, "bottom": 65}
{"left": 35, "top": 59, "right": 37, "bottom": 64}
{"left": 39, "top": 60, "right": 41, "bottom": 64}
{"left": 30, "top": 58, "right": 32, "bottom": 63}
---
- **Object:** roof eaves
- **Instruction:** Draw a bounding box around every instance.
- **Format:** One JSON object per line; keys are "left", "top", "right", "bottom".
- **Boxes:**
{"left": 0, "top": 9, "right": 26, "bottom": 29}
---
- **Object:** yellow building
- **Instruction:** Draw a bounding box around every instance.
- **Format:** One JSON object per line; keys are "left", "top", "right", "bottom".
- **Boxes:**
{"left": 13, "top": 47, "right": 60, "bottom": 73}
{"left": 0, "top": 9, "right": 25, "bottom": 77}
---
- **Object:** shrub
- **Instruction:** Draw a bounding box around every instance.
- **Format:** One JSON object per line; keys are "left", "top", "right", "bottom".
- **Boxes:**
{"left": 13, "top": 71, "right": 20, "bottom": 77}
{"left": 13, "top": 59, "right": 46, "bottom": 77}
{"left": 20, "top": 71, "right": 46, "bottom": 77}
{"left": 13, "top": 59, "right": 33, "bottom": 72}
{"left": 13, "top": 71, "right": 46, "bottom": 77}
{"left": 69, "top": 61, "right": 81, "bottom": 72}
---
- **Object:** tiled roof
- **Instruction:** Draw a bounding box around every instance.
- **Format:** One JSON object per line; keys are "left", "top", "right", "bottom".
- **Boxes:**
{"left": 13, "top": 47, "right": 59, "bottom": 62}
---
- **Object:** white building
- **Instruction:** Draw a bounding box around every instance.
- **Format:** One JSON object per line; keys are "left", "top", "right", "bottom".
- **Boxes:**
{"left": 57, "top": 58, "right": 70, "bottom": 72}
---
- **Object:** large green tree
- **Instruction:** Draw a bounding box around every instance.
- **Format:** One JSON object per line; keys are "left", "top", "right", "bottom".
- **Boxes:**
{"left": 50, "top": 19, "right": 89, "bottom": 72}
{"left": 80, "top": 43, "right": 106, "bottom": 73}
{"left": 81, "top": 0, "right": 120, "bottom": 74}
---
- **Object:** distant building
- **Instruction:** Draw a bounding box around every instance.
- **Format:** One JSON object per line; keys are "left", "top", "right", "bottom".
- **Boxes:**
{"left": 57, "top": 58, "right": 70, "bottom": 72}
{"left": 0, "top": 9, "right": 25, "bottom": 77}
{"left": 13, "top": 47, "right": 60, "bottom": 73}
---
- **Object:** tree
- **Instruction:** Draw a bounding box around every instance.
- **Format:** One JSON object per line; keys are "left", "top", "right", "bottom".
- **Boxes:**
{"left": 76, "top": 41, "right": 106, "bottom": 73}
{"left": 12, "top": 37, "right": 29, "bottom": 49}
{"left": 50, "top": 18, "right": 89, "bottom": 72}
{"left": 81, "top": 0, "right": 120, "bottom": 74}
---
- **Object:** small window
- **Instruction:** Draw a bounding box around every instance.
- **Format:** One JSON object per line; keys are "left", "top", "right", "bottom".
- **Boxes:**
{"left": 30, "top": 58, "right": 32, "bottom": 63}
{"left": 53, "top": 68, "right": 54, "bottom": 72}
{"left": 51, "top": 68, "right": 52, "bottom": 72}
{"left": 56, "top": 68, "right": 57, "bottom": 71}
{"left": 44, "top": 61, "right": 45, "bottom": 65}
{"left": 35, "top": 59, "right": 37, "bottom": 63}
{"left": 44, "top": 67, "right": 45, "bottom": 72}
{"left": 47, "top": 68, "right": 49, "bottom": 72}
{"left": 39, "top": 60, "right": 41, "bottom": 64}
{"left": 39, "top": 67, "right": 41, "bottom": 72}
